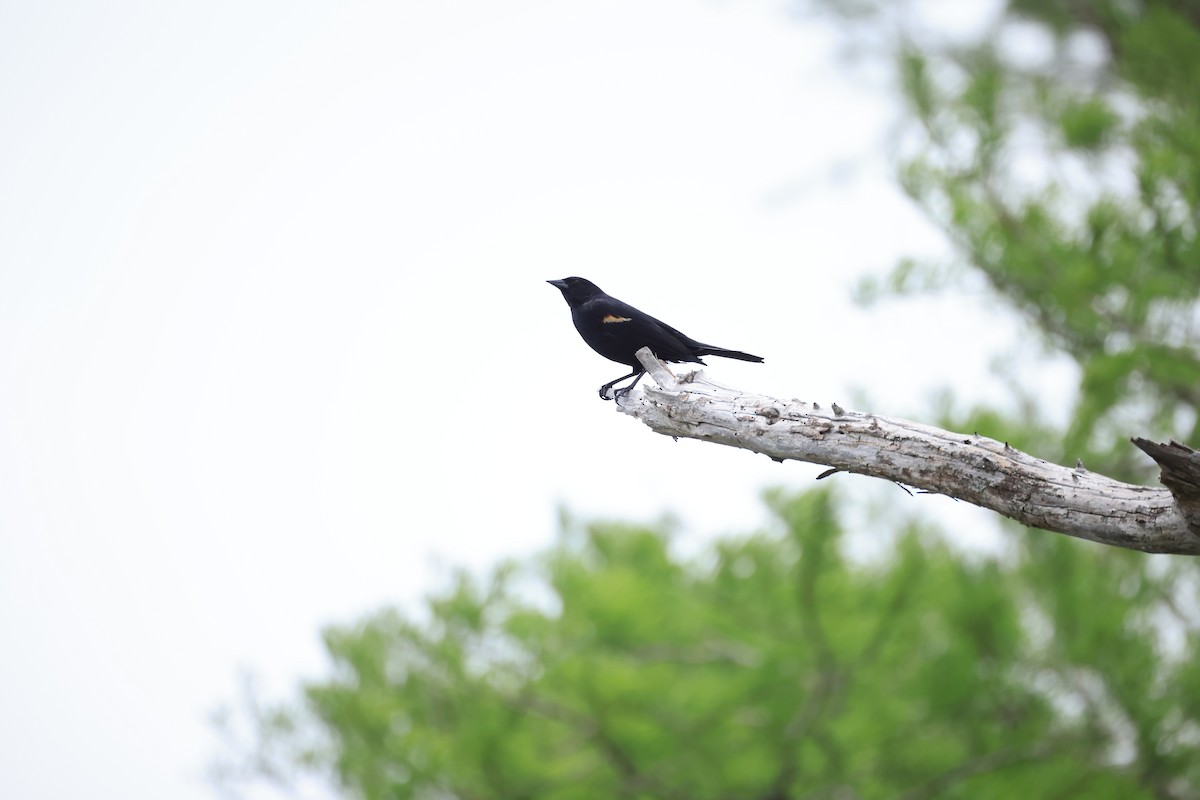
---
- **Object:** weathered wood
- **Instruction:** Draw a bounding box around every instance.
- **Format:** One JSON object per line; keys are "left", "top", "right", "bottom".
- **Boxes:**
{"left": 1132, "top": 438, "right": 1200, "bottom": 536}
{"left": 616, "top": 348, "right": 1200, "bottom": 555}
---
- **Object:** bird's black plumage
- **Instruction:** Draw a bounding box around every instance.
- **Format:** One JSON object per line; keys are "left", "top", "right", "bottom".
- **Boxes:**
{"left": 547, "top": 277, "right": 764, "bottom": 400}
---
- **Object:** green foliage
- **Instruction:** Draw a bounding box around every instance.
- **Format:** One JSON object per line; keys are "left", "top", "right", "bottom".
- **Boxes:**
{"left": 829, "top": 0, "right": 1200, "bottom": 477}
{"left": 231, "top": 490, "right": 1200, "bottom": 799}
{"left": 1058, "top": 99, "right": 1119, "bottom": 151}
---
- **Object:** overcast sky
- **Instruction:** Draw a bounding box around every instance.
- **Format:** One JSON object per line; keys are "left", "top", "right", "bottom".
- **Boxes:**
{"left": 0, "top": 1, "right": 1073, "bottom": 799}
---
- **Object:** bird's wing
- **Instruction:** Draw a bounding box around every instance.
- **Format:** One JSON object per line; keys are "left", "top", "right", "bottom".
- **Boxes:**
{"left": 585, "top": 296, "right": 703, "bottom": 364}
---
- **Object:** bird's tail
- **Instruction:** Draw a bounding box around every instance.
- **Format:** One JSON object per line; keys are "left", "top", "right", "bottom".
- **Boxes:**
{"left": 694, "top": 345, "right": 764, "bottom": 363}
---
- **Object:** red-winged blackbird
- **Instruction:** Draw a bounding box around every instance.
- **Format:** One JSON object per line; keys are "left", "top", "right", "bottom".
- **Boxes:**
{"left": 548, "top": 277, "right": 764, "bottom": 400}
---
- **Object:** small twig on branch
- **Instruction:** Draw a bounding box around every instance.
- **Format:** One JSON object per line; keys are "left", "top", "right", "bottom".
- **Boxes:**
{"left": 614, "top": 348, "right": 1200, "bottom": 555}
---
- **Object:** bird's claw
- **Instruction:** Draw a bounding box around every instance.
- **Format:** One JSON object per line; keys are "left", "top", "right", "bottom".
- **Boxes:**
{"left": 598, "top": 385, "right": 632, "bottom": 401}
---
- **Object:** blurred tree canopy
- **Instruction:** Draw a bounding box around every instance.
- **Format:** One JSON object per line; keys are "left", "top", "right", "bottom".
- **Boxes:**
{"left": 222, "top": 491, "right": 1200, "bottom": 799}
{"left": 822, "top": 0, "right": 1200, "bottom": 478}
{"left": 218, "top": 3, "right": 1200, "bottom": 799}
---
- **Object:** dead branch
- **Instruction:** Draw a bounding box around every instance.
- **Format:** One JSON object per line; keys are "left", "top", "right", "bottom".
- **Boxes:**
{"left": 615, "top": 348, "right": 1200, "bottom": 555}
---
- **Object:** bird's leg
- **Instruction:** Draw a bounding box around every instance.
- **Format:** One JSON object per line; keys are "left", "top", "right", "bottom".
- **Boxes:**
{"left": 598, "top": 369, "right": 644, "bottom": 401}
{"left": 612, "top": 370, "right": 646, "bottom": 400}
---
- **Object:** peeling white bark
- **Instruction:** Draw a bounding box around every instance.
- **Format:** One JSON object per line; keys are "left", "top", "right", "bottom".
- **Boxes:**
{"left": 615, "top": 349, "right": 1200, "bottom": 555}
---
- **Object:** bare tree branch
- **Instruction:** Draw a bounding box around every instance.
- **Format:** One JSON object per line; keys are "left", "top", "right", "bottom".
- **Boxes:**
{"left": 615, "top": 348, "right": 1200, "bottom": 556}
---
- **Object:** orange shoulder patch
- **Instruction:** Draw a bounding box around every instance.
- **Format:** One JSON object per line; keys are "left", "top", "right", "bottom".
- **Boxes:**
{"left": 602, "top": 314, "right": 633, "bottom": 323}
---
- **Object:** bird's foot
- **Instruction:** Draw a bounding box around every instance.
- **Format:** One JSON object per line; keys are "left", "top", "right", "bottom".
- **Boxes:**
{"left": 598, "top": 370, "right": 645, "bottom": 401}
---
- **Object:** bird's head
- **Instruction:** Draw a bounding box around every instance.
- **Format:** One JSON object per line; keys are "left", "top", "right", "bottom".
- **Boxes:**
{"left": 547, "top": 276, "right": 604, "bottom": 306}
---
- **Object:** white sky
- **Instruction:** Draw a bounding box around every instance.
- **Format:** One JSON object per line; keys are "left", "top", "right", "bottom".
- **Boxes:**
{"left": 0, "top": 1, "right": 1070, "bottom": 799}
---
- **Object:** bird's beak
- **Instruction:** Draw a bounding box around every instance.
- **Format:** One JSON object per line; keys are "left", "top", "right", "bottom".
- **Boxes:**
{"left": 547, "top": 279, "right": 568, "bottom": 290}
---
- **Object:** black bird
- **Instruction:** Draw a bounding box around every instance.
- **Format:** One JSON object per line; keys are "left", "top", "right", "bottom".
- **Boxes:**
{"left": 547, "top": 277, "right": 764, "bottom": 400}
